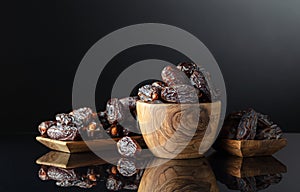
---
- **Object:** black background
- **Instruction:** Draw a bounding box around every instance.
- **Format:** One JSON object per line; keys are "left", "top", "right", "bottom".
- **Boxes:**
{"left": 2, "top": 0, "right": 300, "bottom": 134}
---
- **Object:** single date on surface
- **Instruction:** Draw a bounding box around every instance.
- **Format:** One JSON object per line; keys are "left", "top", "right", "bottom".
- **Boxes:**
{"left": 117, "top": 136, "right": 141, "bottom": 157}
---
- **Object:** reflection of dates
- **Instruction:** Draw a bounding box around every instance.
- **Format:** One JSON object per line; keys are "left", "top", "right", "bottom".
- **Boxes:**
{"left": 161, "top": 65, "right": 190, "bottom": 86}
{"left": 138, "top": 85, "right": 160, "bottom": 102}
{"left": 117, "top": 158, "right": 137, "bottom": 177}
{"left": 190, "top": 70, "right": 212, "bottom": 102}
{"left": 161, "top": 84, "right": 198, "bottom": 103}
{"left": 236, "top": 108, "right": 257, "bottom": 140}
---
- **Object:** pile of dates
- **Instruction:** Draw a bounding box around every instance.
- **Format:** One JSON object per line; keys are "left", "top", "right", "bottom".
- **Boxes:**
{"left": 38, "top": 62, "right": 218, "bottom": 141}
{"left": 219, "top": 108, "right": 283, "bottom": 140}
{"left": 39, "top": 158, "right": 143, "bottom": 190}
{"left": 38, "top": 96, "right": 140, "bottom": 141}
{"left": 138, "top": 62, "right": 219, "bottom": 104}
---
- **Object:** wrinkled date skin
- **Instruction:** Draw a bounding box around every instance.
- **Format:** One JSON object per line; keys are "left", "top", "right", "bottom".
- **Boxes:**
{"left": 47, "top": 124, "right": 80, "bottom": 141}
{"left": 219, "top": 111, "right": 245, "bottom": 139}
{"left": 151, "top": 81, "right": 166, "bottom": 90}
{"left": 119, "top": 97, "right": 138, "bottom": 110}
{"left": 161, "top": 65, "right": 191, "bottom": 86}
{"left": 176, "top": 62, "right": 198, "bottom": 77}
{"left": 190, "top": 70, "right": 212, "bottom": 102}
{"left": 255, "top": 113, "right": 283, "bottom": 140}
{"left": 106, "top": 98, "right": 124, "bottom": 124}
{"left": 138, "top": 85, "right": 160, "bottom": 102}
{"left": 161, "top": 84, "right": 199, "bottom": 103}
{"left": 236, "top": 108, "right": 258, "bottom": 140}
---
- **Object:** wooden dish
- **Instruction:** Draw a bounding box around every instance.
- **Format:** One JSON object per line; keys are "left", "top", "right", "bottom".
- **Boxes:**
{"left": 214, "top": 138, "right": 287, "bottom": 157}
{"left": 138, "top": 158, "right": 219, "bottom": 192}
{"left": 36, "top": 135, "right": 145, "bottom": 153}
{"left": 136, "top": 101, "right": 221, "bottom": 159}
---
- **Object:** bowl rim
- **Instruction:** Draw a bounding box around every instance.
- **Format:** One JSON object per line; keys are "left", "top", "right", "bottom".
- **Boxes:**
{"left": 136, "top": 100, "right": 221, "bottom": 106}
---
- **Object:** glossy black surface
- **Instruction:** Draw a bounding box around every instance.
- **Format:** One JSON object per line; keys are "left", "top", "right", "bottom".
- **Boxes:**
{"left": 1, "top": 134, "right": 299, "bottom": 191}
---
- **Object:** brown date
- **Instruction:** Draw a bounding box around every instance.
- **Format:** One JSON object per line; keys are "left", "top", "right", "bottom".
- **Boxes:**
{"left": 138, "top": 85, "right": 160, "bottom": 102}
{"left": 38, "top": 121, "right": 56, "bottom": 136}
{"left": 190, "top": 70, "right": 212, "bottom": 102}
{"left": 236, "top": 108, "right": 258, "bottom": 140}
{"left": 47, "top": 124, "right": 80, "bottom": 141}
{"left": 106, "top": 98, "right": 124, "bottom": 124}
{"left": 151, "top": 81, "right": 166, "bottom": 90}
{"left": 161, "top": 84, "right": 198, "bottom": 103}
{"left": 161, "top": 65, "right": 190, "bottom": 86}
{"left": 176, "top": 62, "right": 199, "bottom": 77}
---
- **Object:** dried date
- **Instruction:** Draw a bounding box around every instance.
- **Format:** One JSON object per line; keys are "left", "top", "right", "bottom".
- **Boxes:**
{"left": 69, "top": 107, "right": 94, "bottom": 128}
{"left": 106, "top": 124, "right": 124, "bottom": 138}
{"left": 138, "top": 85, "right": 160, "bottom": 102}
{"left": 106, "top": 98, "right": 124, "bottom": 124}
{"left": 161, "top": 84, "right": 198, "bottom": 103}
{"left": 38, "top": 121, "right": 56, "bottom": 136}
{"left": 117, "top": 136, "right": 141, "bottom": 157}
{"left": 255, "top": 113, "right": 283, "bottom": 140}
{"left": 119, "top": 96, "right": 138, "bottom": 110}
{"left": 55, "top": 113, "right": 75, "bottom": 125}
{"left": 47, "top": 124, "right": 80, "bottom": 141}
{"left": 190, "top": 70, "right": 212, "bottom": 102}
{"left": 236, "top": 108, "right": 258, "bottom": 140}
{"left": 176, "top": 62, "right": 198, "bottom": 77}
{"left": 161, "top": 65, "right": 190, "bottom": 86}
{"left": 97, "top": 111, "right": 110, "bottom": 129}
{"left": 151, "top": 81, "right": 166, "bottom": 90}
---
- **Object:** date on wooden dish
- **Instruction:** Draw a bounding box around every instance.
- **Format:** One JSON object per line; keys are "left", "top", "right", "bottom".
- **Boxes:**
{"left": 214, "top": 108, "right": 287, "bottom": 157}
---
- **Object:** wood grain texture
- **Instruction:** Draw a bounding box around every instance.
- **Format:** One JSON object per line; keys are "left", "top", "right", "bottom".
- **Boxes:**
{"left": 36, "top": 135, "right": 145, "bottom": 153}
{"left": 138, "top": 158, "right": 219, "bottom": 192}
{"left": 137, "top": 101, "right": 221, "bottom": 159}
{"left": 215, "top": 138, "right": 287, "bottom": 157}
{"left": 36, "top": 151, "right": 108, "bottom": 169}
{"left": 224, "top": 156, "right": 287, "bottom": 178}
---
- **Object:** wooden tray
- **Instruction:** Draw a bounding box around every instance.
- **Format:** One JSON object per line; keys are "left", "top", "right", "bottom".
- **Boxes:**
{"left": 214, "top": 138, "right": 287, "bottom": 157}
{"left": 36, "top": 135, "right": 145, "bottom": 153}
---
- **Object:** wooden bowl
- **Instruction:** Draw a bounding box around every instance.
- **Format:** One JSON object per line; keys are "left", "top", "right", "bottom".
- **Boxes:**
{"left": 138, "top": 158, "right": 219, "bottom": 192}
{"left": 214, "top": 138, "right": 287, "bottom": 157}
{"left": 136, "top": 101, "right": 221, "bottom": 159}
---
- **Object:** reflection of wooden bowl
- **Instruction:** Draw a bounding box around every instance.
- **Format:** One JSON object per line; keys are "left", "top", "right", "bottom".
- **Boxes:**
{"left": 138, "top": 158, "right": 219, "bottom": 192}
{"left": 137, "top": 101, "right": 221, "bottom": 159}
{"left": 214, "top": 138, "right": 287, "bottom": 157}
